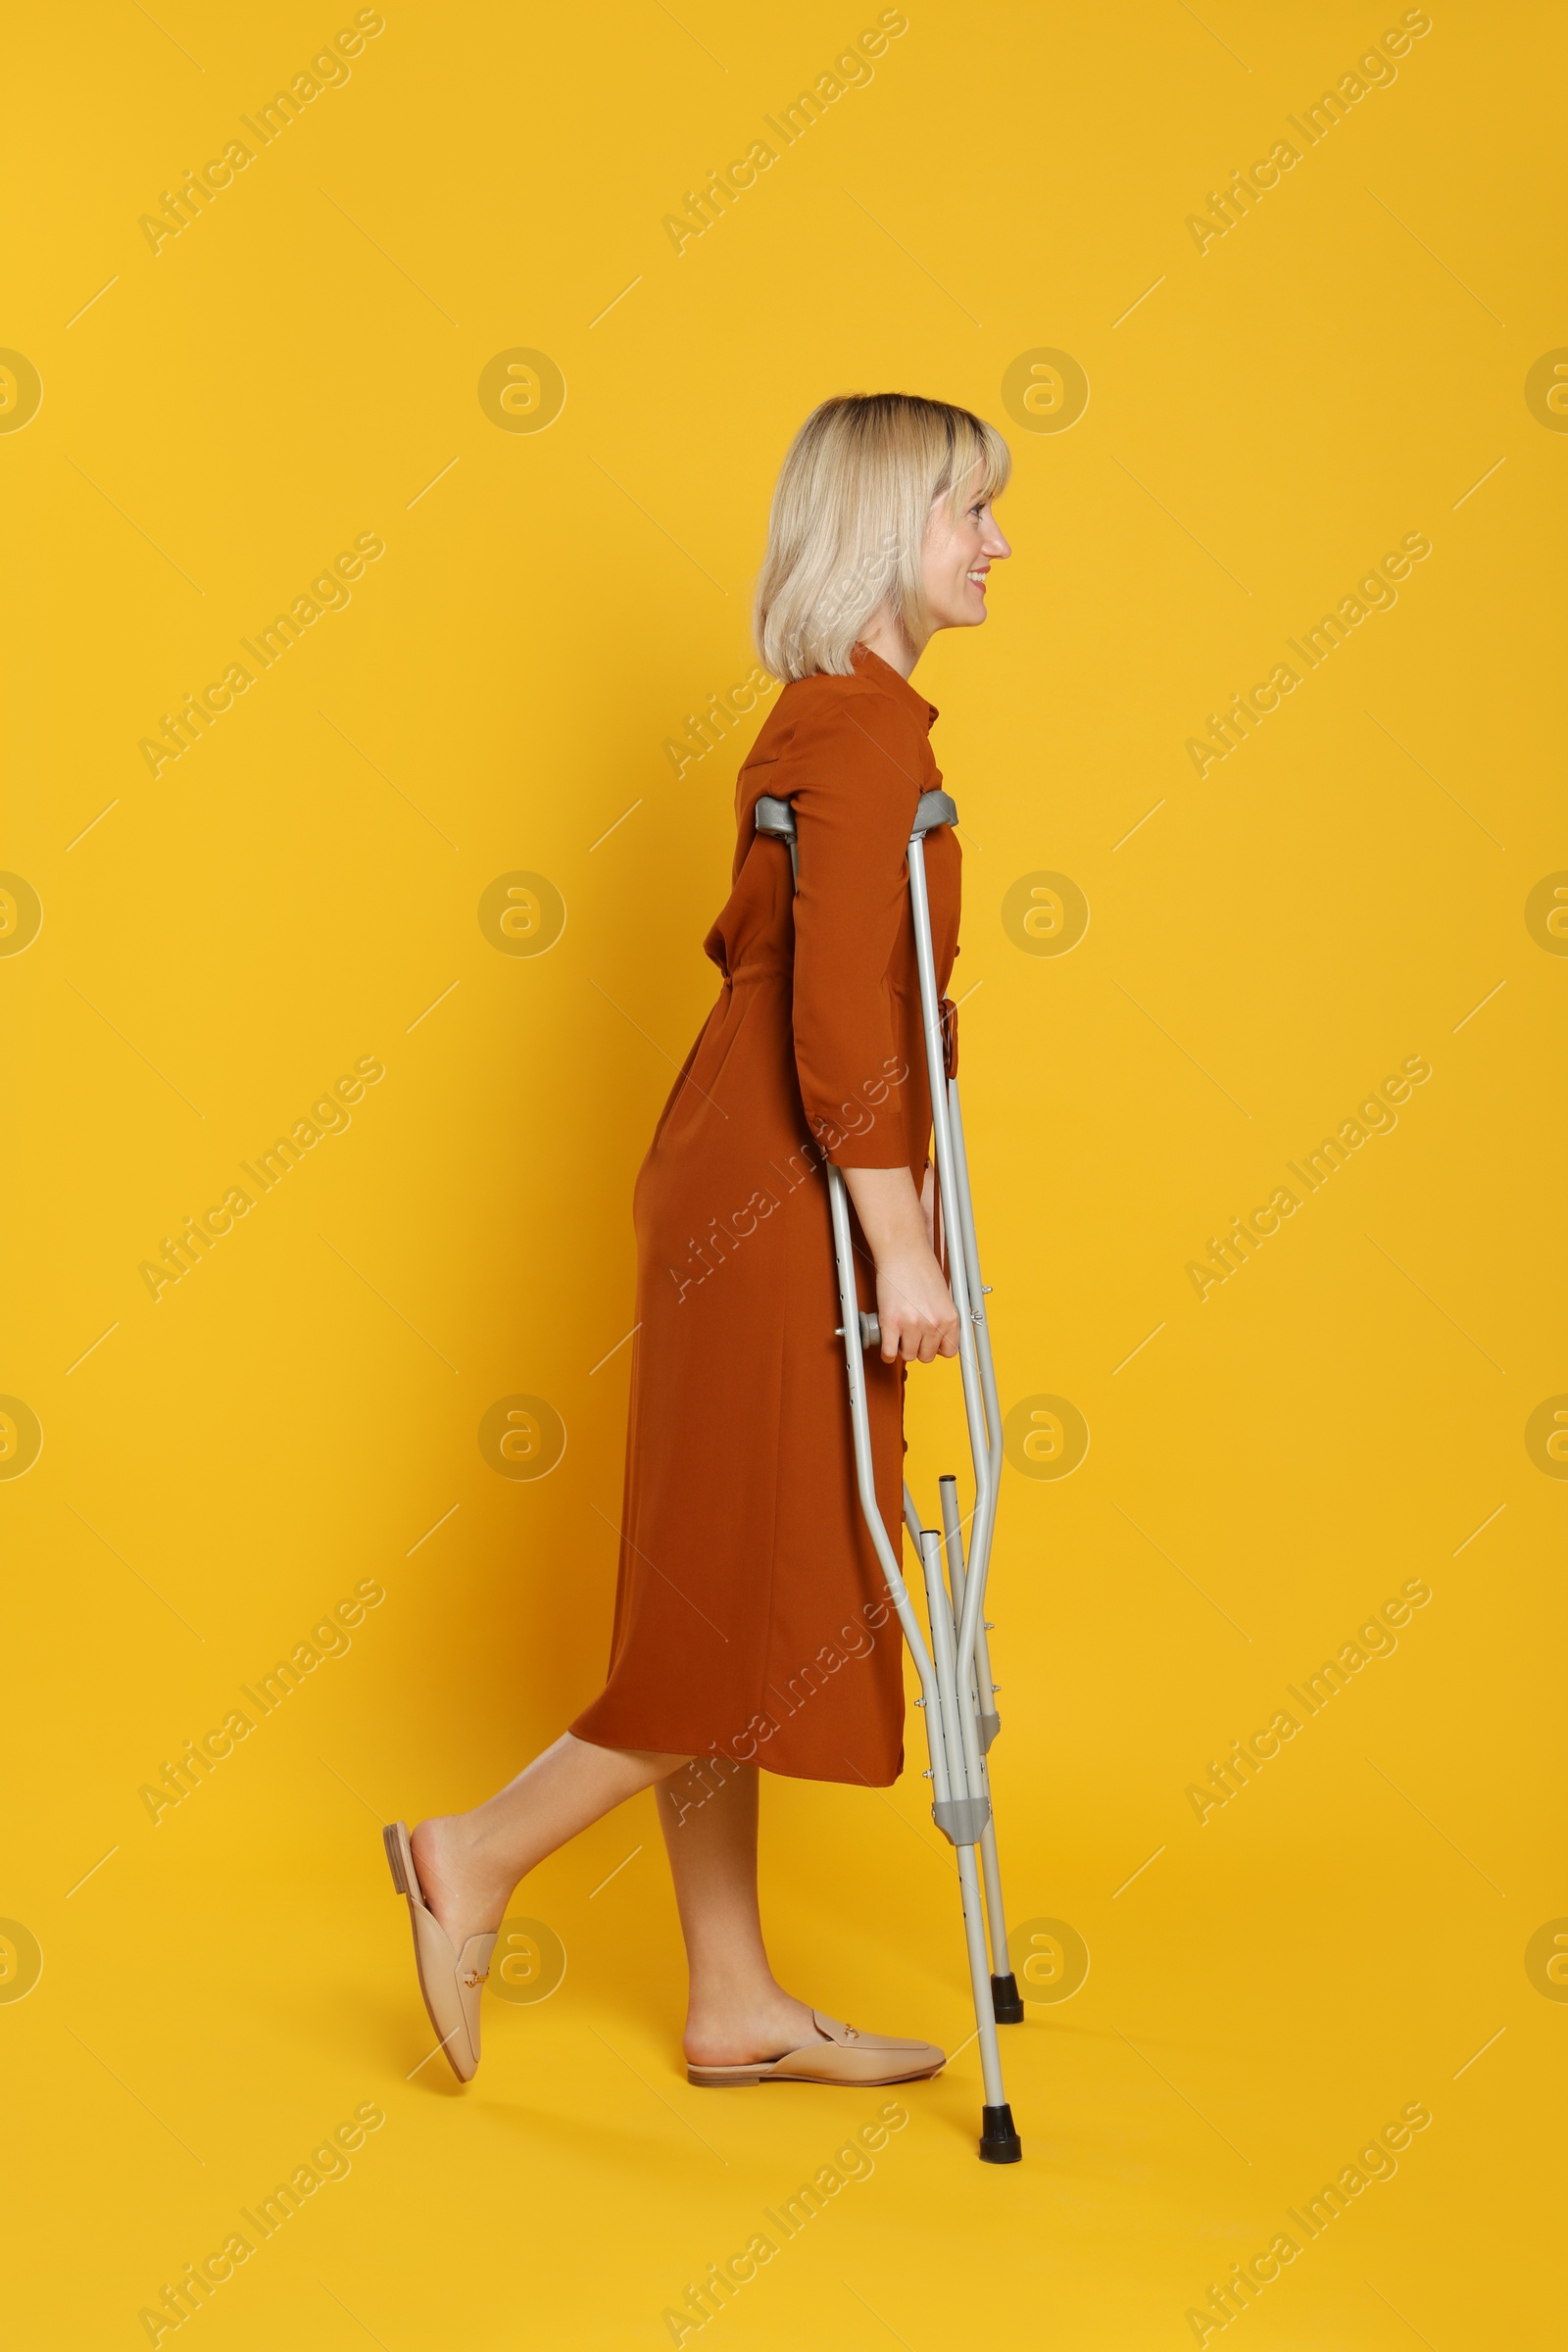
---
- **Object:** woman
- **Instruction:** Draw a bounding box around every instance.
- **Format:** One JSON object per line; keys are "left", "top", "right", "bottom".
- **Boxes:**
{"left": 385, "top": 392, "right": 1011, "bottom": 2089}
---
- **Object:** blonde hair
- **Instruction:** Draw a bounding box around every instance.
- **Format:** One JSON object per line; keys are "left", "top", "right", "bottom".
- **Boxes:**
{"left": 754, "top": 393, "right": 1011, "bottom": 682}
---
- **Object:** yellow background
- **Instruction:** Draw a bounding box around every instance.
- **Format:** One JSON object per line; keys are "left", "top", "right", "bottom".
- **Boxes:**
{"left": 5, "top": 1, "right": 1564, "bottom": 2342}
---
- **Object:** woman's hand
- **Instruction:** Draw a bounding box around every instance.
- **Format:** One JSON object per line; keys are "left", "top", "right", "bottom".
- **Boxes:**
{"left": 842, "top": 1166, "right": 959, "bottom": 1366}
{"left": 873, "top": 1245, "right": 960, "bottom": 1364}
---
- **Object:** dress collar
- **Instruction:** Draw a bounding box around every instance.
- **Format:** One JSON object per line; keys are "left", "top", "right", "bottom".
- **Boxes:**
{"left": 851, "top": 640, "right": 940, "bottom": 730}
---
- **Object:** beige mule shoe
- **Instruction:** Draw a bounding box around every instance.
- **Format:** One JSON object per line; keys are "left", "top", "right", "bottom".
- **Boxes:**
{"left": 382, "top": 1820, "right": 496, "bottom": 2083}
{"left": 687, "top": 2009, "right": 945, "bottom": 2089}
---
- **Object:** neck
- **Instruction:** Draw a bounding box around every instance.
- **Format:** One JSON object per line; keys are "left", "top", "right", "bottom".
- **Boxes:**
{"left": 857, "top": 612, "right": 924, "bottom": 680}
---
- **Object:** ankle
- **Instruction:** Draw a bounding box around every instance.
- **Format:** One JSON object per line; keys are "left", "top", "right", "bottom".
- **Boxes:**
{"left": 412, "top": 1814, "right": 513, "bottom": 1936}
{"left": 684, "top": 1966, "right": 785, "bottom": 2022}
{"left": 681, "top": 1984, "right": 819, "bottom": 2066}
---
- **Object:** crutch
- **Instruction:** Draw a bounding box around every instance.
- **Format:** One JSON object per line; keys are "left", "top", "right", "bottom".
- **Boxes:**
{"left": 756, "top": 787, "right": 1023, "bottom": 2166}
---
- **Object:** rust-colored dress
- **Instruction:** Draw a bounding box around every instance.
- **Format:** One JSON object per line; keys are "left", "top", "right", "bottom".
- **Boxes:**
{"left": 570, "top": 642, "right": 959, "bottom": 1786}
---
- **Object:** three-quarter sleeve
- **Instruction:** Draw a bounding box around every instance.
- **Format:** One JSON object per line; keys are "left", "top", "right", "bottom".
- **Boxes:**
{"left": 785, "top": 683, "right": 924, "bottom": 1169}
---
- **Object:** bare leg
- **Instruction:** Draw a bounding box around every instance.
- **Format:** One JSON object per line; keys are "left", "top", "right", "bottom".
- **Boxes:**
{"left": 657, "top": 1761, "right": 827, "bottom": 2065}
{"left": 413, "top": 1733, "right": 686, "bottom": 1950}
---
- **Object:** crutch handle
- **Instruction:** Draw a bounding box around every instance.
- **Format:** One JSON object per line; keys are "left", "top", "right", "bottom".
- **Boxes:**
{"left": 834, "top": 1309, "right": 883, "bottom": 1350}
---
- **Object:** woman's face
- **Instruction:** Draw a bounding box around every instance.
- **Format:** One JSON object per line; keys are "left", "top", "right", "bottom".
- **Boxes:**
{"left": 922, "top": 469, "right": 1010, "bottom": 635}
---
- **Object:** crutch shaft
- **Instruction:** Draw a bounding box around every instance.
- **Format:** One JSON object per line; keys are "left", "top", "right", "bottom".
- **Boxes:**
{"left": 916, "top": 1530, "right": 960, "bottom": 1792}
{"left": 939, "top": 1477, "right": 1022, "bottom": 2023}
{"left": 946, "top": 1083, "right": 1004, "bottom": 1595}
{"left": 957, "top": 1844, "right": 1007, "bottom": 2108}
{"left": 918, "top": 1532, "right": 989, "bottom": 1841}
{"left": 938, "top": 1475, "right": 997, "bottom": 1748}
{"left": 906, "top": 844, "right": 995, "bottom": 1730}
{"left": 825, "top": 1168, "right": 954, "bottom": 1807}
